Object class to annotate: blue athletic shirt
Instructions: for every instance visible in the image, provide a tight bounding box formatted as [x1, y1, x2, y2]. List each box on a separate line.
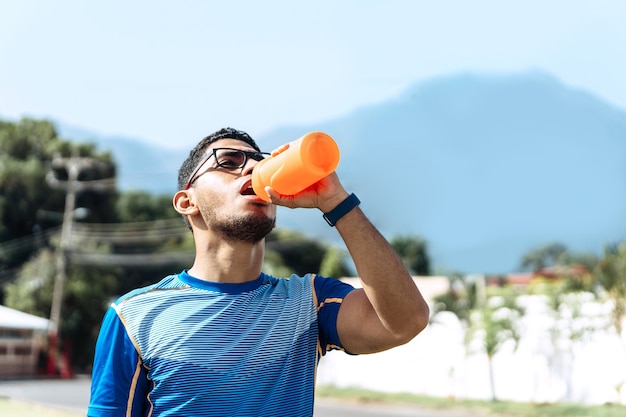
[88, 270, 355, 417]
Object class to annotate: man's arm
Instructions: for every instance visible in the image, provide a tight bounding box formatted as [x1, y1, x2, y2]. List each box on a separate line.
[266, 173, 430, 354]
[332, 203, 429, 354]
[88, 306, 149, 417]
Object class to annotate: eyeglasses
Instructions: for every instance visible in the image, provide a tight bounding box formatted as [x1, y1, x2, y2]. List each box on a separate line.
[184, 147, 270, 189]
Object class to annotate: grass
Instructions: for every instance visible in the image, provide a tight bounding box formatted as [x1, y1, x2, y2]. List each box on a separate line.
[316, 385, 626, 417]
[3, 386, 626, 417]
[0, 398, 83, 417]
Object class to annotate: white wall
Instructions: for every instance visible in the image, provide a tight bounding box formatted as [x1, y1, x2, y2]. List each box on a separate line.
[317, 291, 626, 405]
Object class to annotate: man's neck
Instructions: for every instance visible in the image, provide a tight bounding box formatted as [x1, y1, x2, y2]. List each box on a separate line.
[188, 236, 265, 283]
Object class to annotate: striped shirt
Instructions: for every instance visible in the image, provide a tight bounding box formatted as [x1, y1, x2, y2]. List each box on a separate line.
[88, 270, 354, 417]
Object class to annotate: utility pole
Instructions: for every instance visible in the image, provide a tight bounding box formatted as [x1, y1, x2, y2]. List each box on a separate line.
[45, 152, 115, 376]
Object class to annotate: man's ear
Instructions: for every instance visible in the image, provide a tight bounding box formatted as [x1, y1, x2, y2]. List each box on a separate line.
[173, 190, 198, 215]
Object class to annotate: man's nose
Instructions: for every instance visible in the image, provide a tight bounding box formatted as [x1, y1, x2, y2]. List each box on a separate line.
[242, 159, 258, 176]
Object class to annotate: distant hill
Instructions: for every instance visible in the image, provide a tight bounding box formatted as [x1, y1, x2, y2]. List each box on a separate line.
[56, 123, 187, 194]
[56, 70, 626, 274]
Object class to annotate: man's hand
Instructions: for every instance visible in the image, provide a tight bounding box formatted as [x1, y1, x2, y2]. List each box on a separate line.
[266, 170, 430, 354]
[263, 172, 349, 214]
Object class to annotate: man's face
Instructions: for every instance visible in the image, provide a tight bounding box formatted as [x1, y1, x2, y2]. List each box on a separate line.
[189, 138, 277, 243]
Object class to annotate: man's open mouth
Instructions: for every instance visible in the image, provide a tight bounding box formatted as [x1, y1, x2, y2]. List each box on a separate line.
[241, 187, 256, 196]
[241, 181, 257, 196]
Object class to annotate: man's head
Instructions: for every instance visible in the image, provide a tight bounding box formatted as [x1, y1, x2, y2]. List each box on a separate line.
[177, 127, 261, 192]
[175, 128, 275, 242]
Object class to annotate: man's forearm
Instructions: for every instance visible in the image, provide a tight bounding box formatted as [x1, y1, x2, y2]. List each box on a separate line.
[334, 206, 430, 343]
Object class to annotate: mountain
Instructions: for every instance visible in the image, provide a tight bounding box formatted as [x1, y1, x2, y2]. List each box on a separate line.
[57, 70, 626, 274]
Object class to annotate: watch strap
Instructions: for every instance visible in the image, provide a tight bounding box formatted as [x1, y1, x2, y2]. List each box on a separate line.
[323, 193, 361, 227]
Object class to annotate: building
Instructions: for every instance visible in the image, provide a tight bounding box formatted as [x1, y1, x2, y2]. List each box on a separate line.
[0, 305, 50, 378]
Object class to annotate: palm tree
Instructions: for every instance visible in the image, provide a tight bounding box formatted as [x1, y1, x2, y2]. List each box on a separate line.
[466, 290, 524, 402]
[596, 243, 626, 402]
[595, 243, 626, 345]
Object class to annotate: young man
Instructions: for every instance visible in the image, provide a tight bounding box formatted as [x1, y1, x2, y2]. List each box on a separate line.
[88, 128, 429, 417]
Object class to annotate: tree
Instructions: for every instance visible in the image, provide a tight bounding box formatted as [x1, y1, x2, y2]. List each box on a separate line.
[3, 248, 57, 316]
[60, 263, 119, 368]
[557, 251, 599, 275]
[520, 242, 568, 272]
[0, 119, 61, 267]
[1, 117, 117, 372]
[4, 250, 118, 369]
[434, 277, 524, 402]
[526, 277, 604, 402]
[466, 290, 524, 402]
[115, 191, 180, 223]
[264, 229, 350, 278]
[390, 234, 430, 275]
[0, 118, 116, 272]
[432, 273, 481, 324]
[595, 242, 626, 345]
[319, 247, 350, 278]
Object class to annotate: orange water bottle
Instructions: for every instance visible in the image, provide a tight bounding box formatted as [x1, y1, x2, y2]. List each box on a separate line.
[252, 132, 340, 202]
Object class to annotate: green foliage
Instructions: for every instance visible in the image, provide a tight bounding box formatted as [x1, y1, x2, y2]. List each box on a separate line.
[390, 234, 430, 275]
[557, 251, 600, 274]
[521, 241, 568, 272]
[0, 118, 116, 271]
[319, 247, 350, 278]
[469, 291, 524, 357]
[432, 241, 625, 405]
[4, 248, 57, 316]
[432, 273, 481, 324]
[4, 248, 119, 369]
[61, 264, 118, 367]
[466, 289, 525, 401]
[316, 385, 626, 417]
[520, 242, 599, 278]
[528, 278, 605, 347]
[262, 250, 295, 278]
[0, 157, 47, 242]
[434, 281, 522, 402]
[0, 118, 58, 159]
[265, 229, 347, 277]
[595, 243, 626, 336]
[433, 276, 527, 401]
[0, 118, 121, 370]
[115, 191, 179, 222]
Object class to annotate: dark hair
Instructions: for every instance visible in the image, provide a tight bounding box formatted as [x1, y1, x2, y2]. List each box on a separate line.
[177, 127, 261, 230]
[177, 127, 261, 191]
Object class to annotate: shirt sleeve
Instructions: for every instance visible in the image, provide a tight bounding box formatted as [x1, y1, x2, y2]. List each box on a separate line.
[87, 305, 150, 417]
[313, 275, 355, 355]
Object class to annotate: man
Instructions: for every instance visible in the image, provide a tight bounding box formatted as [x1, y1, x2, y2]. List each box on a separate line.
[88, 127, 429, 417]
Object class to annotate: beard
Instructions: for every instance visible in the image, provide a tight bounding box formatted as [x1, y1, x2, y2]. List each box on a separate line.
[211, 212, 275, 244]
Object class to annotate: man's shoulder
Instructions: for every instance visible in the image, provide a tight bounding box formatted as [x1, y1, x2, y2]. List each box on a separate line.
[114, 273, 185, 305]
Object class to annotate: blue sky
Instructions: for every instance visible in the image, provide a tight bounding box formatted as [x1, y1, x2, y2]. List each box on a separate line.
[1, 0, 625, 150]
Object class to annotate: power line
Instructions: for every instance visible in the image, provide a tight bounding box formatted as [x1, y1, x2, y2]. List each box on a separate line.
[0, 219, 189, 254]
[71, 218, 184, 231]
[70, 251, 193, 266]
[0, 226, 61, 254]
[71, 221, 188, 245]
[0, 267, 20, 285]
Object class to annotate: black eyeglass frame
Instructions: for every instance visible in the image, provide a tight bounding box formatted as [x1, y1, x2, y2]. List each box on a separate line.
[184, 147, 270, 190]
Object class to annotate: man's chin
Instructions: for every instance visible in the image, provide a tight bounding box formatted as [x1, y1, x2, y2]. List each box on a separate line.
[217, 214, 276, 244]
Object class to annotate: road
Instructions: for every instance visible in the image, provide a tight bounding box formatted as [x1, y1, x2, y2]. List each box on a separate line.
[0, 377, 482, 417]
